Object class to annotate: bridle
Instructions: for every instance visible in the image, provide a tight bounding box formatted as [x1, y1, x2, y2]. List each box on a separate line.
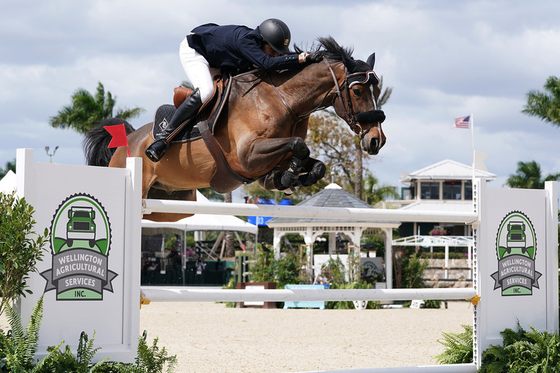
[323, 57, 381, 139]
[266, 57, 384, 139]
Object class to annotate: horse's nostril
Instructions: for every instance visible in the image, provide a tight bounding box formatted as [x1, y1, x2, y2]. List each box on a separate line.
[363, 137, 380, 155]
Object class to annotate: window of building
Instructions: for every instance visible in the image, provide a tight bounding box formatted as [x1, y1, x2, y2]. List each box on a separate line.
[421, 182, 440, 200]
[401, 187, 412, 200]
[443, 181, 462, 200]
[464, 180, 472, 200]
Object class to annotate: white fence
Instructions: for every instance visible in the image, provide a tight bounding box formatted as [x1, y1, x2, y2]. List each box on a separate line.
[16, 152, 558, 372]
[140, 287, 476, 303]
[139, 161, 558, 372]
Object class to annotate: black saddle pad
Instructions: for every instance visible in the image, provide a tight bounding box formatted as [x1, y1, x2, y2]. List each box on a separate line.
[151, 104, 202, 143]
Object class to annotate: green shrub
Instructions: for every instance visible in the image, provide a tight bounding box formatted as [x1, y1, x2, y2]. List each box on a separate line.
[275, 252, 303, 288]
[0, 191, 49, 316]
[249, 245, 276, 283]
[437, 322, 560, 371]
[37, 331, 106, 373]
[246, 246, 303, 288]
[423, 299, 442, 309]
[0, 296, 176, 372]
[134, 331, 177, 373]
[393, 247, 428, 288]
[480, 323, 560, 372]
[0, 296, 45, 372]
[321, 256, 346, 285]
[435, 324, 473, 364]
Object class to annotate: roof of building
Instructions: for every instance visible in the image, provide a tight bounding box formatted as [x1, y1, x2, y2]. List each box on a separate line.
[400, 159, 496, 183]
[266, 183, 399, 227]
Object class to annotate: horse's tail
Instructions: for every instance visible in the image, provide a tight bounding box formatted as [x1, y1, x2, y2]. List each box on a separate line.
[82, 117, 136, 166]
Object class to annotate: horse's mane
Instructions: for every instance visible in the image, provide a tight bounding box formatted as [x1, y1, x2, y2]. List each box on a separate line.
[295, 36, 369, 73]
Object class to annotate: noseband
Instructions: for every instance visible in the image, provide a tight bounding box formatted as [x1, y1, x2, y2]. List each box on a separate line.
[323, 57, 384, 139]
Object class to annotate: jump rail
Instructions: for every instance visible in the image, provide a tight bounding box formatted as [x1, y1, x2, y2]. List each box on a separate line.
[142, 199, 479, 224]
[140, 287, 476, 303]
[301, 364, 477, 373]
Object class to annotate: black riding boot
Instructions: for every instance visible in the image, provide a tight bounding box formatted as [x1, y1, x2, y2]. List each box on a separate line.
[145, 89, 203, 162]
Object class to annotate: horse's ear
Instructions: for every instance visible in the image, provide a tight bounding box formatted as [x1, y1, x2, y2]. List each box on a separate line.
[366, 53, 376, 69]
[342, 53, 358, 73]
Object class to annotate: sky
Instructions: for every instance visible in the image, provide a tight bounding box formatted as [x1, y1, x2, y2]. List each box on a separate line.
[1, 0, 559, 200]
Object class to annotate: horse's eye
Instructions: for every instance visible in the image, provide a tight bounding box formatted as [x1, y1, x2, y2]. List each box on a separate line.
[352, 88, 362, 97]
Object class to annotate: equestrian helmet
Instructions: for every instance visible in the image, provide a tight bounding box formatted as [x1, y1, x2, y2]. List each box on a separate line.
[259, 18, 291, 54]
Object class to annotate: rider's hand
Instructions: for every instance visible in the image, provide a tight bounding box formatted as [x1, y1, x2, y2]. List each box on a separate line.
[306, 51, 322, 63]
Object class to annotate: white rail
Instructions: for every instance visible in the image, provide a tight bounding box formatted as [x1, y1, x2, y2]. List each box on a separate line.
[301, 364, 477, 373]
[140, 287, 476, 303]
[142, 199, 478, 223]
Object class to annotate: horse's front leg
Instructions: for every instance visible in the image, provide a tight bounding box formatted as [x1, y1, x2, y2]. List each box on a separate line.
[241, 136, 310, 187]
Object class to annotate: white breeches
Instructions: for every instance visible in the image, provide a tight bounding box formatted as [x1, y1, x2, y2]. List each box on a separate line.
[179, 37, 218, 103]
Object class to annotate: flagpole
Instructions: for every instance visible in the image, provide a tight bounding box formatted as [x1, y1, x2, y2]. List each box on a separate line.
[470, 113, 475, 182]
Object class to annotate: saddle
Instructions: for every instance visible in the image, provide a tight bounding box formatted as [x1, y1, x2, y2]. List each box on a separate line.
[151, 76, 254, 193]
[151, 76, 227, 142]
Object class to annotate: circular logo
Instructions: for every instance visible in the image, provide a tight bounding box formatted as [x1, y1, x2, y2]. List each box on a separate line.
[41, 193, 117, 300]
[492, 211, 541, 296]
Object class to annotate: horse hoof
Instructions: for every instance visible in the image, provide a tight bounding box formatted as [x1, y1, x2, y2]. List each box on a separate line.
[280, 172, 298, 189]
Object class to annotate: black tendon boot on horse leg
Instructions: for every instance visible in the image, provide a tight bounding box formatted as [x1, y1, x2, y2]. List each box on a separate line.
[280, 138, 310, 189]
[145, 88, 203, 162]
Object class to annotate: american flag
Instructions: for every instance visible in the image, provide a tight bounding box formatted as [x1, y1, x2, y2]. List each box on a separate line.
[453, 115, 470, 129]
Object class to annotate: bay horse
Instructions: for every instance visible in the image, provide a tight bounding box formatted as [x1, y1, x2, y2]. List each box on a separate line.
[83, 37, 386, 222]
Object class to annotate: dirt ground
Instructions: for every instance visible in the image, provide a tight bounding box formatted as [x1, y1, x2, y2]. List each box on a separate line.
[138, 301, 473, 372]
[0, 300, 473, 372]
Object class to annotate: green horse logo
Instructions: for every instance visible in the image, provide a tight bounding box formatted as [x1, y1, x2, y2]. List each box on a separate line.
[41, 193, 118, 300]
[491, 211, 541, 296]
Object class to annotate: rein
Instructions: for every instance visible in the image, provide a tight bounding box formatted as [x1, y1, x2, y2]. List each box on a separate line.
[322, 57, 361, 135]
[266, 58, 380, 140]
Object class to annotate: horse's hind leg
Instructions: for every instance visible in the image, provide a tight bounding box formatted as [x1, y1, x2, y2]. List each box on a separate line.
[297, 157, 326, 187]
[259, 157, 326, 193]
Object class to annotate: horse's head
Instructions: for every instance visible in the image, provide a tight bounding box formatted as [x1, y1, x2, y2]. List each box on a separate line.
[318, 37, 387, 155]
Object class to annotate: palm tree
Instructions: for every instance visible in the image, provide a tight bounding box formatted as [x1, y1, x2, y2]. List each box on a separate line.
[363, 173, 399, 206]
[50, 82, 145, 134]
[0, 159, 16, 179]
[522, 76, 560, 127]
[354, 76, 393, 199]
[505, 160, 560, 189]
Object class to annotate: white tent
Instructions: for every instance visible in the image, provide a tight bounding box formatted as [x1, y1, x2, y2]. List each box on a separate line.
[142, 191, 257, 259]
[0, 170, 16, 193]
[142, 191, 257, 235]
[142, 209, 257, 235]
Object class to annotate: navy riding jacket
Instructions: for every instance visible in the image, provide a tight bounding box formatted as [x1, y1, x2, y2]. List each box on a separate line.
[187, 23, 300, 74]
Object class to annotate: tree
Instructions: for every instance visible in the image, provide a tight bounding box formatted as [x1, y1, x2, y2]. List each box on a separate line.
[306, 111, 358, 195]
[223, 191, 236, 258]
[50, 82, 145, 134]
[522, 76, 560, 127]
[0, 159, 16, 179]
[505, 160, 560, 189]
[198, 187, 225, 201]
[363, 173, 399, 206]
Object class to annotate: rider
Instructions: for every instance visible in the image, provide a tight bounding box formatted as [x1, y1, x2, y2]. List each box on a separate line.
[145, 19, 312, 162]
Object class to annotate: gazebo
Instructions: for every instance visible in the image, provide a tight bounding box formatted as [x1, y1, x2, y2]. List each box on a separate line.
[266, 183, 400, 287]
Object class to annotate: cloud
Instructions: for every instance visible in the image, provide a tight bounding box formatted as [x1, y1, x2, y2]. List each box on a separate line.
[1, 0, 559, 196]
